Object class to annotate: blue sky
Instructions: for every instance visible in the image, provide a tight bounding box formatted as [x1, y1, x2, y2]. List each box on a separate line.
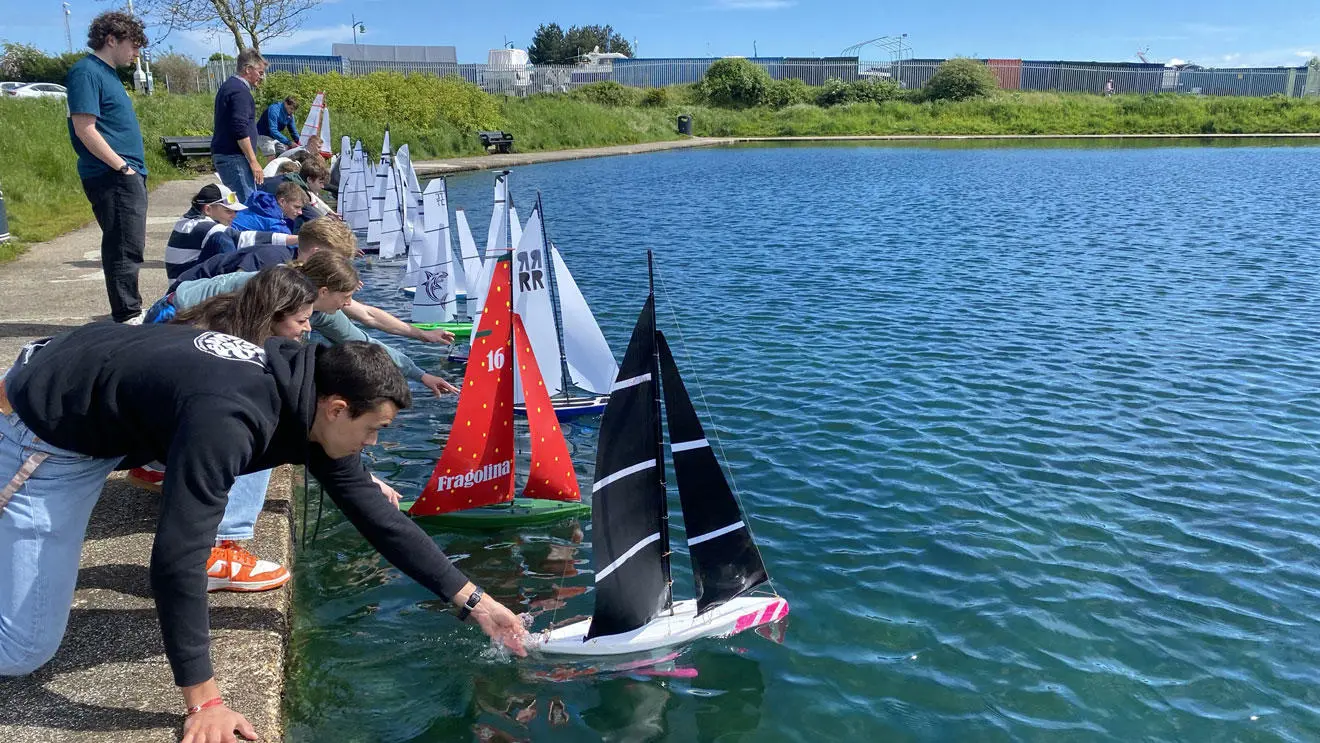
[5, 0, 1317, 68]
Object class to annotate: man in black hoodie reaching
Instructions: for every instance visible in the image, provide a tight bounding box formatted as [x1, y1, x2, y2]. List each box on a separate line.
[0, 325, 528, 741]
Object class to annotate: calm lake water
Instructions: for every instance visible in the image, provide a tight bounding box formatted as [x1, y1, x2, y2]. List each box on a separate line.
[286, 142, 1320, 742]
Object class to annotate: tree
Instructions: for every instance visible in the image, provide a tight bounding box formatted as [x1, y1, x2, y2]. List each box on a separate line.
[153, 50, 205, 93]
[527, 22, 632, 65]
[563, 25, 632, 61]
[136, 0, 322, 53]
[698, 57, 771, 108]
[528, 22, 567, 66]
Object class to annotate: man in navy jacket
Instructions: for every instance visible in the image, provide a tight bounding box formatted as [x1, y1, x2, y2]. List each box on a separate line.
[256, 95, 300, 156]
[211, 48, 267, 203]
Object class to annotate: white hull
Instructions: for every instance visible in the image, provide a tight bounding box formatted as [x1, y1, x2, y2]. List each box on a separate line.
[534, 596, 788, 657]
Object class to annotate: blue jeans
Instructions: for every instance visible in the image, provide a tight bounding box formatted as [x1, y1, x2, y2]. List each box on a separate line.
[0, 409, 122, 675]
[217, 470, 271, 541]
[212, 153, 255, 204]
[128, 462, 269, 542]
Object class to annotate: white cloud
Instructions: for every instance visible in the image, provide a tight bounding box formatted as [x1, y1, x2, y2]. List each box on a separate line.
[1295, 50, 1316, 58]
[260, 25, 355, 53]
[1167, 57, 1187, 66]
[170, 24, 352, 56]
[709, 0, 795, 9]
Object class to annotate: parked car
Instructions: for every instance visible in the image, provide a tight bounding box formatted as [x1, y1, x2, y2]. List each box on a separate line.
[5, 82, 67, 99]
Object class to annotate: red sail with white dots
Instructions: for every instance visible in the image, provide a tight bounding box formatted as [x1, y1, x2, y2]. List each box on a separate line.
[409, 255, 516, 515]
[514, 314, 582, 502]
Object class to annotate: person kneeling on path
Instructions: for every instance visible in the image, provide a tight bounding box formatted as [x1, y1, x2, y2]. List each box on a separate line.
[165, 183, 297, 280]
[0, 329, 529, 741]
[255, 95, 299, 156]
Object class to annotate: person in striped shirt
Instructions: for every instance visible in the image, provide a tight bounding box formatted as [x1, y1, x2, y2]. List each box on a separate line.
[164, 183, 296, 281]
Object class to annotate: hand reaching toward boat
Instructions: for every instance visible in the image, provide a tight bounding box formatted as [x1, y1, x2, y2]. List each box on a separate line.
[467, 593, 530, 658]
[415, 328, 456, 344]
[421, 373, 460, 397]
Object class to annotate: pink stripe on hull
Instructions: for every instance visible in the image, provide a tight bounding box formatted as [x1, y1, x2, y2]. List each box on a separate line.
[775, 601, 790, 621]
[756, 602, 779, 626]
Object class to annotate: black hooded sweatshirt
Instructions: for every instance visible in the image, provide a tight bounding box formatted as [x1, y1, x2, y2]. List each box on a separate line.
[5, 323, 468, 687]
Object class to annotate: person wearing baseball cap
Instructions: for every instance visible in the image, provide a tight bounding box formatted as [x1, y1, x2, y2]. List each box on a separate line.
[165, 183, 297, 280]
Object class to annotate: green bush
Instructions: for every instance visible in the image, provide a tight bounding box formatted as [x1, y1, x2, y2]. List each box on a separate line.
[698, 57, 772, 108]
[764, 78, 812, 108]
[572, 80, 640, 107]
[816, 77, 903, 106]
[923, 58, 999, 102]
[641, 87, 671, 107]
[260, 70, 503, 133]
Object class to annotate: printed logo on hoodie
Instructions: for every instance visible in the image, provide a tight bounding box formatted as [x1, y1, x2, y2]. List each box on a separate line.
[193, 332, 267, 367]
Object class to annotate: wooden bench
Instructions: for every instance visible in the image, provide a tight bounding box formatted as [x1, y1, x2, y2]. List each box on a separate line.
[478, 131, 515, 155]
[161, 136, 213, 167]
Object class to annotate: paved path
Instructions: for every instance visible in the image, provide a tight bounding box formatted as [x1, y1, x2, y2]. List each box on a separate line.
[0, 175, 294, 742]
[412, 137, 736, 176]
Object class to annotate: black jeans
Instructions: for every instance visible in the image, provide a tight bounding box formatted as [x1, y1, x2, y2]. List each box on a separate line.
[81, 171, 147, 322]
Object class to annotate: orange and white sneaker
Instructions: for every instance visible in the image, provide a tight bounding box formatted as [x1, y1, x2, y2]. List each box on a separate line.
[206, 540, 291, 592]
[127, 466, 165, 492]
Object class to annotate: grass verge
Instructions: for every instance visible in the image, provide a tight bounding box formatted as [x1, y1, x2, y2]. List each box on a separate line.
[4, 88, 1319, 262]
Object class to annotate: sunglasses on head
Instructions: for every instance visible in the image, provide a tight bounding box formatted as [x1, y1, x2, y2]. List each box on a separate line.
[208, 191, 240, 207]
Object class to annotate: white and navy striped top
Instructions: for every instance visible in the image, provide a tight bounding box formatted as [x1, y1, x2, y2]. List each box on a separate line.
[165, 209, 291, 280]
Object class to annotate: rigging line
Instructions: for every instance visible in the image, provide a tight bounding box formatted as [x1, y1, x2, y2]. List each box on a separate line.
[654, 260, 780, 599]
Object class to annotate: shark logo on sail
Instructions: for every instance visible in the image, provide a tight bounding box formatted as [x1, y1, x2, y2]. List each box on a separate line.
[434, 459, 513, 491]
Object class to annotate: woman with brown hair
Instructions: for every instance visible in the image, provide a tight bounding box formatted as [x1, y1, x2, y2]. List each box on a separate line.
[172, 263, 317, 345]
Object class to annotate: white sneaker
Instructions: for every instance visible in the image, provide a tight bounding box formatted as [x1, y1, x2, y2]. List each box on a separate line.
[120, 311, 145, 326]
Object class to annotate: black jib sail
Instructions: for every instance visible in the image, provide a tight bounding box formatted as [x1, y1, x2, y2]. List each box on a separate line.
[586, 294, 670, 640]
[657, 332, 768, 614]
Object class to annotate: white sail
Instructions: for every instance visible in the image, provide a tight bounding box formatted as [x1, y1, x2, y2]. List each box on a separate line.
[395, 144, 423, 254]
[344, 142, 370, 232]
[550, 242, 618, 395]
[317, 106, 332, 157]
[455, 209, 484, 306]
[484, 173, 508, 258]
[335, 136, 350, 213]
[299, 92, 326, 143]
[411, 179, 456, 324]
[512, 204, 563, 400]
[366, 132, 392, 245]
[375, 135, 405, 259]
[509, 205, 522, 252]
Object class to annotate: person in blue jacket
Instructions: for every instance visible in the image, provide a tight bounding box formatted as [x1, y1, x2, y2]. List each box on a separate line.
[231, 180, 307, 234]
[256, 95, 300, 156]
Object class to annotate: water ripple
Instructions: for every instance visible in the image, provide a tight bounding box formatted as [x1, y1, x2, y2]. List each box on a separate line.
[289, 142, 1320, 742]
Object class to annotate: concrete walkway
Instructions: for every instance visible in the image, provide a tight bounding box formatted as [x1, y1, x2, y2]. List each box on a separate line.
[0, 176, 293, 742]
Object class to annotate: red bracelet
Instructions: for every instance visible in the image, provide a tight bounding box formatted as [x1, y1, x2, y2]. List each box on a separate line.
[186, 697, 224, 716]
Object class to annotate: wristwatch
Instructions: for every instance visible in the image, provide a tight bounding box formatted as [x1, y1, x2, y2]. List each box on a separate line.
[118, 163, 133, 174]
[456, 588, 484, 622]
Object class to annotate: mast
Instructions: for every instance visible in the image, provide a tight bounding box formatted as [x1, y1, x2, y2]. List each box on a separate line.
[649, 251, 673, 612]
[538, 193, 574, 404]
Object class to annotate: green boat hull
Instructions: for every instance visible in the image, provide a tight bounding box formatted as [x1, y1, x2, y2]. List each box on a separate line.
[411, 321, 473, 340]
[399, 497, 590, 528]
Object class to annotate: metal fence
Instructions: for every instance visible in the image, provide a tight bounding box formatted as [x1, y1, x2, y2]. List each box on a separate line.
[236, 55, 1320, 99]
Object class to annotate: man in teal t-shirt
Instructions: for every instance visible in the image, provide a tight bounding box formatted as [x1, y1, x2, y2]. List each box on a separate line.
[65, 11, 149, 323]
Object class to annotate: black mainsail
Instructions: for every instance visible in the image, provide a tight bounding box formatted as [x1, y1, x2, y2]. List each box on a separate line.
[657, 332, 768, 613]
[586, 294, 670, 639]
